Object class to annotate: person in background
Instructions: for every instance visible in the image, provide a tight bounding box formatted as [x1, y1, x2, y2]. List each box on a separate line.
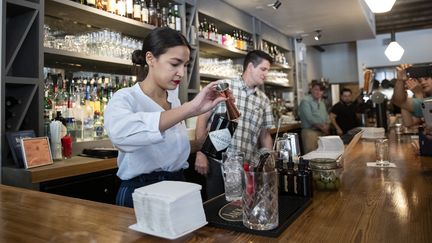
[392, 64, 432, 118]
[400, 78, 423, 128]
[298, 81, 330, 153]
[194, 50, 274, 199]
[329, 88, 360, 136]
[392, 64, 432, 154]
[104, 28, 226, 208]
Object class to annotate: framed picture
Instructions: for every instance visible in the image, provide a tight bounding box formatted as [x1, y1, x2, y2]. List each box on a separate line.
[6, 130, 36, 168]
[21, 137, 53, 169]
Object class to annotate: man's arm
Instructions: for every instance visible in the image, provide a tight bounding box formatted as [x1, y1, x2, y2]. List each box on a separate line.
[258, 128, 273, 150]
[194, 111, 212, 175]
[392, 64, 414, 111]
[329, 112, 343, 135]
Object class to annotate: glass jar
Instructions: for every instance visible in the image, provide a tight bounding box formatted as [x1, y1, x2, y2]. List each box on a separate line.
[309, 158, 343, 191]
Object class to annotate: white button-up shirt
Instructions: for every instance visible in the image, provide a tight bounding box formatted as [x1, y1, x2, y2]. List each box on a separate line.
[104, 83, 190, 180]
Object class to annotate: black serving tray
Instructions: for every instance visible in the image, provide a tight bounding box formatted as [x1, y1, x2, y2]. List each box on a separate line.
[203, 194, 311, 237]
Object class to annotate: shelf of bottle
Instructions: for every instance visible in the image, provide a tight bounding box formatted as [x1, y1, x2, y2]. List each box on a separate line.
[44, 47, 133, 74]
[198, 38, 247, 58]
[45, 0, 155, 39]
[199, 73, 235, 81]
[264, 80, 293, 88]
[272, 63, 291, 70]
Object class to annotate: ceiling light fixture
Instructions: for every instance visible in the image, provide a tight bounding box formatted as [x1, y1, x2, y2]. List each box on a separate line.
[384, 32, 404, 62]
[364, 0, 396, 13]
[268, 0, 282, 10]
[314, 30, 321, 41]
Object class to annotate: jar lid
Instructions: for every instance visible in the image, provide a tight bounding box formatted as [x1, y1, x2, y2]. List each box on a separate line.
[309, 158, 339, 170]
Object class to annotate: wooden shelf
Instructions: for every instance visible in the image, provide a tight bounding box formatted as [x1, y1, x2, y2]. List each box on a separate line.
[45, 0, 155, 39]
[272, 63, 291, 70]
[265, 80, 292, 88]
[199, 73, 235, 81]
[44, 47, 132, 74]
[199, 38, 247, 58]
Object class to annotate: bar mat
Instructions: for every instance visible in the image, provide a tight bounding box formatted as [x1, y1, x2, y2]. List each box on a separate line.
[203, 194, 311, 237]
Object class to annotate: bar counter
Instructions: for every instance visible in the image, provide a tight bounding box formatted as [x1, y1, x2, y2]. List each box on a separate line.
[2, 123, 300, 188]
[1, 136, 431, 242]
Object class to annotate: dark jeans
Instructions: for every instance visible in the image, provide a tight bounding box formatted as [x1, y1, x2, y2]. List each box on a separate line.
[116, 170, 185, 208]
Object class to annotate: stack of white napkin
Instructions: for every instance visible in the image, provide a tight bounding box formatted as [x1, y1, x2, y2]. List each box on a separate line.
[361, 127, 385, 139]
[303, 136, 345, 160]
[132, 181, 207, 238]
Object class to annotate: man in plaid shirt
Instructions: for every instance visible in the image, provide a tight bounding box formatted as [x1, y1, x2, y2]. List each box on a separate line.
[195, 50, 274, 199]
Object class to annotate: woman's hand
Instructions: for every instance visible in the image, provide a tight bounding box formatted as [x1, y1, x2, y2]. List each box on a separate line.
[188, 82, 227, 117]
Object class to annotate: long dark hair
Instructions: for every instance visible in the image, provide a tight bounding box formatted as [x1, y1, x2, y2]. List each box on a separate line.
[132, 27, 191, 81]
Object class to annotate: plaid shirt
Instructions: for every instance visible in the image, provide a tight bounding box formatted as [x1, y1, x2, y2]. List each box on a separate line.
[211, 77, 274, 162]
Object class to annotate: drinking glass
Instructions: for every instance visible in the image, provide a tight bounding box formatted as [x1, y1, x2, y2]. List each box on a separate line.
[242, 170, 279, 230]
[221, 151, 244, 202]
[375, 138, 389, 166]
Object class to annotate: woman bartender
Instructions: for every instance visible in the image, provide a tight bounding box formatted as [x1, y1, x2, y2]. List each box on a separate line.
[104, 27, 226, 207]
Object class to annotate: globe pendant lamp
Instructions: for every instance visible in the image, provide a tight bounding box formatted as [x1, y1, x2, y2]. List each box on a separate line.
[384, 32, 404, 62]
[364, 0, 396, 13]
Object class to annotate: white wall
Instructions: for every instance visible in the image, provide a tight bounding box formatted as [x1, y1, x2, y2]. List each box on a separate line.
[321, 42, 358, 84]
[356, 28, 432, 86]
[198, 0, 253, 32]
[306, 47, 323, 83]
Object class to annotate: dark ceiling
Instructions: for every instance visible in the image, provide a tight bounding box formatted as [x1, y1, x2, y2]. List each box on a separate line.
[375, 0, 432, 34]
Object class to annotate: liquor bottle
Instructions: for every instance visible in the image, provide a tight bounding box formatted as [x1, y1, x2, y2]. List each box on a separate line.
[155, 1, 162, 27]
[87, 0, 96, 7]
[101, 0, 107, 10]
[174, 4, 181, 32]
[141, 0, 149, 23]
[133, 0, 141, 21]
[83, 84, 94, 141]
[200, 83, 240, 160]
[148, 0, 156, 26]
[202, 18, 208, 40]
[161, 7, 168, 27]
[96, 0, 103, 9]
[117, 0, 126, 17]
[93, 111, 104, 139]
[107, 0, 116, 14]
[126, 0, 133, 18]
[168, 3, 175, 29]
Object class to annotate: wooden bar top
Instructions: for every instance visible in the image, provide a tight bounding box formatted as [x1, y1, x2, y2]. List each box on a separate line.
[1, 137, 432, 242]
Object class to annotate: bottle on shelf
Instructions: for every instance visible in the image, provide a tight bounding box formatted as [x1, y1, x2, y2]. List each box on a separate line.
[117, 0, 126, 17]
[161, 7, 168, 27]
[93, 111, 104, 139]
[173, 4, 181, 32]
[107, 0, 117, 14]
[148, 0, 157, 26]
[133, 0, 142, 21]
[96, 0, 104, 10]
[126, 0, 134, 18]
[168, 3, 175, 29]
[83, 83, 95, 141]
[141, 0, 149, 23]
[87, 0, 96, 7]
[155, 1, 162, 27]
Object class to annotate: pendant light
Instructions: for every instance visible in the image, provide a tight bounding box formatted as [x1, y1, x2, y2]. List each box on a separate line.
[364, 0, 396, 13]
[384, 32, 404, 62]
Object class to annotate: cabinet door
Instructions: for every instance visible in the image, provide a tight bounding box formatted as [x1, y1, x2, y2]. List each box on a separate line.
[40, 169, 120, 204]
